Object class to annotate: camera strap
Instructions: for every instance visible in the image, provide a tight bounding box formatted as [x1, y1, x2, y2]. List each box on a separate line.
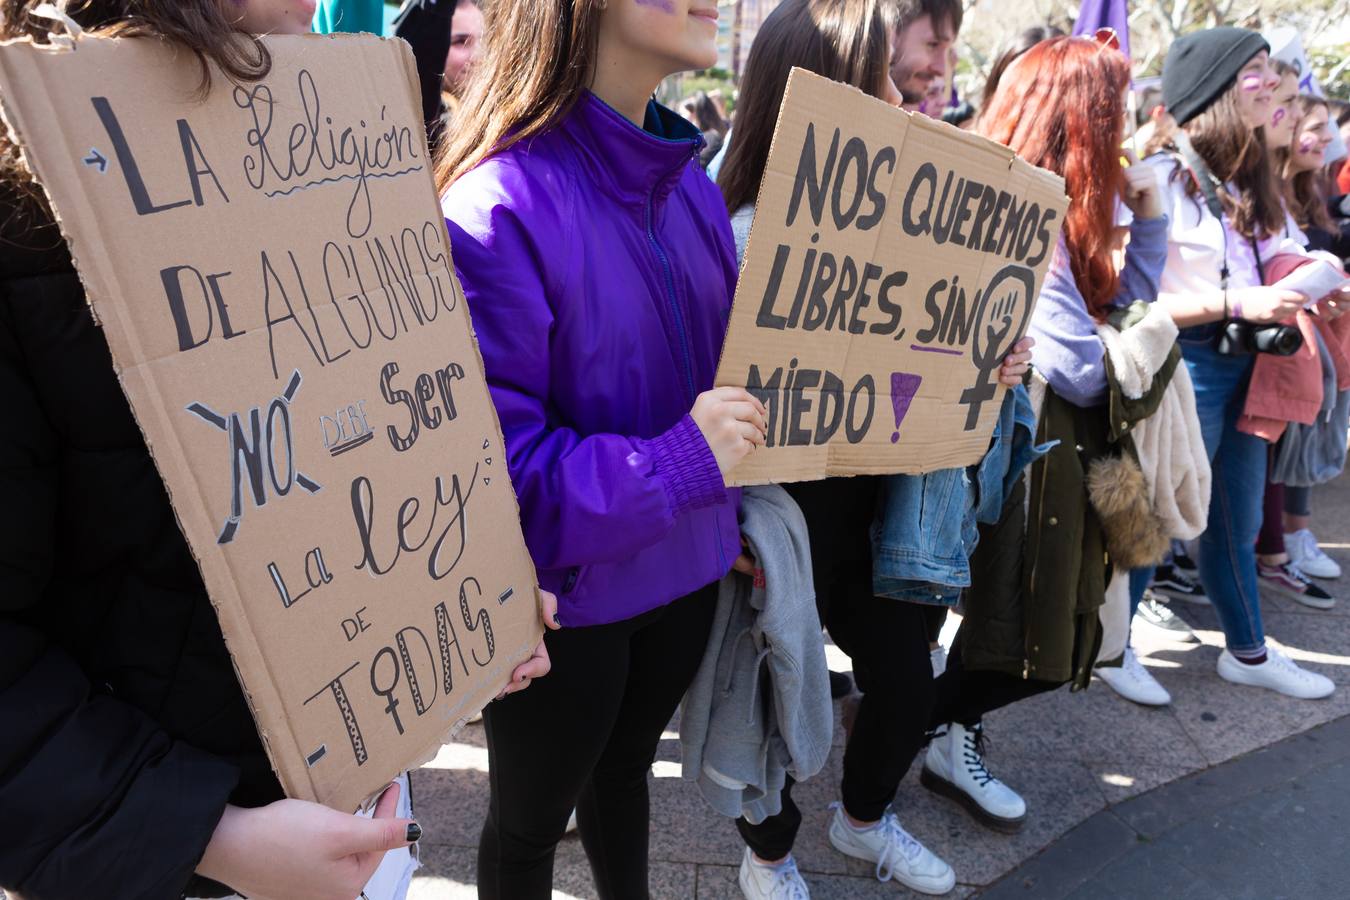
[1171, 132, 1233, 290]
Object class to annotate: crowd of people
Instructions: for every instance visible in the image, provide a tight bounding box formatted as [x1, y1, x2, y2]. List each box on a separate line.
[3, 1, 1350, 900]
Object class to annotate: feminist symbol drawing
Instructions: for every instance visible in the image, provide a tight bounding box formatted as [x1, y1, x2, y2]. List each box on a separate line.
[186, 369, 322, 543]
[960, 264, 1035, 431]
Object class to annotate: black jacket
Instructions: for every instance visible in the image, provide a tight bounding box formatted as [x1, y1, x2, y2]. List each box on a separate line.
[0, 185, 282, 900]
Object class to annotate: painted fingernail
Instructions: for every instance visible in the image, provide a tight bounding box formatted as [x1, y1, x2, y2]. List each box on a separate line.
[553, 612, 560, 625]
[407, 823, 422, 842]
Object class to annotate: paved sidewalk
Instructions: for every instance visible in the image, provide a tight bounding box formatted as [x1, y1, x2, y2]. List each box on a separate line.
[408, 474, 1350, 898]
[981, 714, 1350, 899]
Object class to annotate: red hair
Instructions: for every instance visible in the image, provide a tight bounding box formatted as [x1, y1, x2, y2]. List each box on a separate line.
[977, 37, 1131, 321]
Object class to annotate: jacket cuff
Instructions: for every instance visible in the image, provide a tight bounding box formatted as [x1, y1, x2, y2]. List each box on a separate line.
[647, 415, 727, 516]
[154, 744, 243, 899]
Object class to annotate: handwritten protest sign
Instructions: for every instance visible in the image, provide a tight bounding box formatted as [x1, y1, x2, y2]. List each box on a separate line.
[0, 33, 541, 813]
[717, 68, 1068, 485]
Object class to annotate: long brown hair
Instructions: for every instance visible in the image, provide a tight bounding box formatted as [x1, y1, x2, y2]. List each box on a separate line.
[979, 37, 1130, 321]
[717, 0, 897, 216]
[434, 1, 604, 190]
[1145, 76, 1285, 241]
[1274, 95, 1335, 233]
[1, 1, 271, 209]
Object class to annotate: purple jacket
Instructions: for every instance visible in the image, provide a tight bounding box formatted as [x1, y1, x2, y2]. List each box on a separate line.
[442, 92, 741, 627]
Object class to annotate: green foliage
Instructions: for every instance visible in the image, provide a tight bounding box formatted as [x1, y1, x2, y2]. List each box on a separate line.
[1307, 43, 1349, 100]
[682, 70, 739, 113]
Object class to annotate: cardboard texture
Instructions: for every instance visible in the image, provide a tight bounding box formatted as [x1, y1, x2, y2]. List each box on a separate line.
[716, 68, 1068, 485]
[0, 32, 542, 813]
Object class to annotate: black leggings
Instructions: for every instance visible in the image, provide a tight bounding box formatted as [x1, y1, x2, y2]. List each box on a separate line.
[737, 479, 1058, 861]
[477, 584, 717, 900]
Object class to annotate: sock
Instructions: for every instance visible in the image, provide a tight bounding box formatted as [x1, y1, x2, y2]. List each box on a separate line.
[1231, 645, 1268, 666]
[842, 814, 881, 833]
[751, 853, 793, 869]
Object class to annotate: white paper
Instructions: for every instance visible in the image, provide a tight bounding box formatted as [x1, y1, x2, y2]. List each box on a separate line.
[1273, 260, 1350, 309]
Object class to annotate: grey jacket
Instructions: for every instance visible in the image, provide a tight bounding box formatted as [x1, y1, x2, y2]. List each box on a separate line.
[679, 484, 832, 824]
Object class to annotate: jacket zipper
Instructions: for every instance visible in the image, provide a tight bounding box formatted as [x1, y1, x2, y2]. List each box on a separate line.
[646, 149, 699, 405]
[1024, 418, 1051, 679]
[646, 145, 729, 576]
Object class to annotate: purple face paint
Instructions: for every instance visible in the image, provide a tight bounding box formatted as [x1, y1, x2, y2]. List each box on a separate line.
[1272, 107, 1287, 127]
[1241, 73, 1263, 92]
[1299, 133, 1319, 154]
[635, 0, 677, 12]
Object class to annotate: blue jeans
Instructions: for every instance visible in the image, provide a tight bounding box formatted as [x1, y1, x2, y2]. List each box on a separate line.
[1129, 566, 1152, 620]
[1179, 329, 1267, 652]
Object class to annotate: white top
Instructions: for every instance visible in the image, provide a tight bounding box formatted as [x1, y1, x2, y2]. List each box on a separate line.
[730, 203, 755, 269]
[1144, 153, 1305, 302]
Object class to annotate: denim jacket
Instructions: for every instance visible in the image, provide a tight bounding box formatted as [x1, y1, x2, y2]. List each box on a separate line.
[872, 385, 1054, 606]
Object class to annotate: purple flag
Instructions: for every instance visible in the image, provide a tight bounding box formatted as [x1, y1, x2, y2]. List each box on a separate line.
[1072, 0, 1130, 61]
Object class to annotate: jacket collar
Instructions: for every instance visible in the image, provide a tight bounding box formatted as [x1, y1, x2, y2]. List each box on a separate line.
[560, 91, 704, 209]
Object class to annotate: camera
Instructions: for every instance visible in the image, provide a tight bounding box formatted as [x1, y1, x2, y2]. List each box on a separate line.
[1214, 319, 1304, 357]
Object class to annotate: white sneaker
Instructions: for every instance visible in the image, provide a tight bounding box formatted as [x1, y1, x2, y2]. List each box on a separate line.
[827, 804, 955, 895]
[1094, 648, 1171, 706]
[738, 846, 810, 900]
[1217, 648, 1335, 699]
[921, 722, 1025, 833]
[1286, 529, 1342, 580]
[930, 645, 948, 678]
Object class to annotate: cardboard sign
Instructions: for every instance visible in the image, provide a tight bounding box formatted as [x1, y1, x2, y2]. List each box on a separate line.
[0, 33, 542, 813]
[716, 68, 1067, 485]
[1266, 26, 1348, 164]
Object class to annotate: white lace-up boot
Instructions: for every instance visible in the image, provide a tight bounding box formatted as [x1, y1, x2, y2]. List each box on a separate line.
[921, 722, 1026, 833]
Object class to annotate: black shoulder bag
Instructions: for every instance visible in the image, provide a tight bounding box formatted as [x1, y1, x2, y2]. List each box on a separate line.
[1171, 133, 1300, 356]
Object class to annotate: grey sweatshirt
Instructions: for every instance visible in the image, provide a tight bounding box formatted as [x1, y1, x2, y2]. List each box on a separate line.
[679, 484, 832, 824]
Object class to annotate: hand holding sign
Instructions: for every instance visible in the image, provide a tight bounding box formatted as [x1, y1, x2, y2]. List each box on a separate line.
[1000, 336, 1035, 386]
[198, 783, 416, 900]
[496, 590, 561, 699]
[693, 387, 770, 475]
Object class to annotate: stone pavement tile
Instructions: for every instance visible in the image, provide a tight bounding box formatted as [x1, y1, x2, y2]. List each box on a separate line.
[972, 810, 1140, 899]
[1050, 679, 1208, 770]
[1083, 760, 1203, 805]
[1261, 610, 1350, 685]
[1112, 715, 1350, 839]
[648, 767, 746, 867]
[1205, 759, 1350, 899]
[694, 861, 976, 899]
[1127, 629, 1224, 678]
[412, 840, 697, 900]
[976, 677, 1205, 773]
[1059, 848, 1228, 900]
[1164, 670, 1350, 767]
[973, 687, 1082, 760]
[411, 765, 491, 848]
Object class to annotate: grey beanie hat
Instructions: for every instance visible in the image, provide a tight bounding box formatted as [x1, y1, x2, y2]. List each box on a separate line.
[1162, 27, 1270, 126]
